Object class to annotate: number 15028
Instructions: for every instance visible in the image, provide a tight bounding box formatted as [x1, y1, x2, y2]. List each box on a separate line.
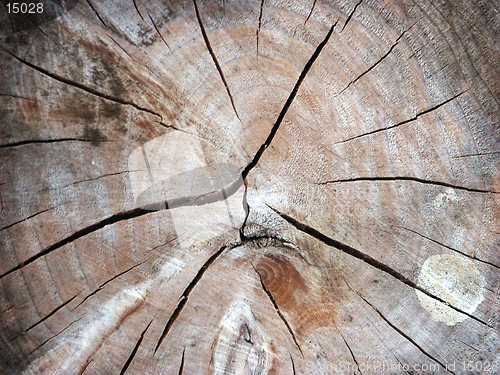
[6, 3, 44, 13]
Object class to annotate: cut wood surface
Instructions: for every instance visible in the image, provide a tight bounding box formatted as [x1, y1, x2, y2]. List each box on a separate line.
[1, 0, 499, 374]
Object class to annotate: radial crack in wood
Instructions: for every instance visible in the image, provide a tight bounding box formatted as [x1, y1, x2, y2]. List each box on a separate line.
[1, 0, 499, 373]
[269, 205, 491, 328]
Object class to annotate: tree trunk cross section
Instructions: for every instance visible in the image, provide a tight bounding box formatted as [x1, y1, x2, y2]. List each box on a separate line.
[0, 0, 499, 374]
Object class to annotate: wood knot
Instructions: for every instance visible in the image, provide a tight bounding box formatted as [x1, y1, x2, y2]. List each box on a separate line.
[253, 252, 343, 338]
[255, 254, 306, 308]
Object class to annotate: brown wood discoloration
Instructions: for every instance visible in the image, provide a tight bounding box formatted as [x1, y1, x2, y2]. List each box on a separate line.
[255, 254, 307, 307]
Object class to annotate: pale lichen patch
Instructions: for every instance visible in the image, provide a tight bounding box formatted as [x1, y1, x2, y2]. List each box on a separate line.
[416, 254, 485, 326]
[433, 188, 457, 208]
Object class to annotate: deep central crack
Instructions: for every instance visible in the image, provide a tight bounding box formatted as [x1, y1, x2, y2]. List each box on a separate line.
[241, 20, 337, 180]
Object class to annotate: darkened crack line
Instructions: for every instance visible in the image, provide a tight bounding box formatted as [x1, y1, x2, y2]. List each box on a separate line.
[456, 338, 480, 352]
[147, 237, 177, 256]
[242, 20, 337, 180]
[154, 245, 228, 353]
[243, 323, 253, 343]
[452, 151, 500, 158]
[405, 39, 431, 62]
[0, 138, 97, 149]
[1, 306, 13, 315]
[1, 208, 52, 232]
[0, 93, 33, 100]
[239, 179, 250, 240]
[252, 264, 303, 355]
[148, 13, 171, 50]
[484, 286, 495, 294]
[290, 353, 296, 375]
[257, 0, 265, 54]
[108, 35, 134, 60]
[86, 0, 108, 28]
[0, 47, 166, 122]
[132, 0, 144, 21]
[193, 0, 243, 124]
[154, 120, 199, 135]
[154, 120, 182, 132]
[26, 317, 83, 356]
[341, 0, 362, 31]
[351, 286, 455, 374]
[78, 358, 93, 375]
[0, 207, 150, 280]
[268, 206, 492, 328]
[340, 25, 410, 94]
[24, 13, 57, 44]
[305, 0, 317, 25]
[60, 171, 132, 189]
[336, 90, 468, 143]
[177, 349, 185, 375]
[107, 35, 161, 79]
[317, 175, 498, 194]
[19, 294, 78, 336]
[120, 320, 153, 375]
[337, 328, 362, 374]
[398, 226, 500, 270]
[73, 261, 145, 311]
